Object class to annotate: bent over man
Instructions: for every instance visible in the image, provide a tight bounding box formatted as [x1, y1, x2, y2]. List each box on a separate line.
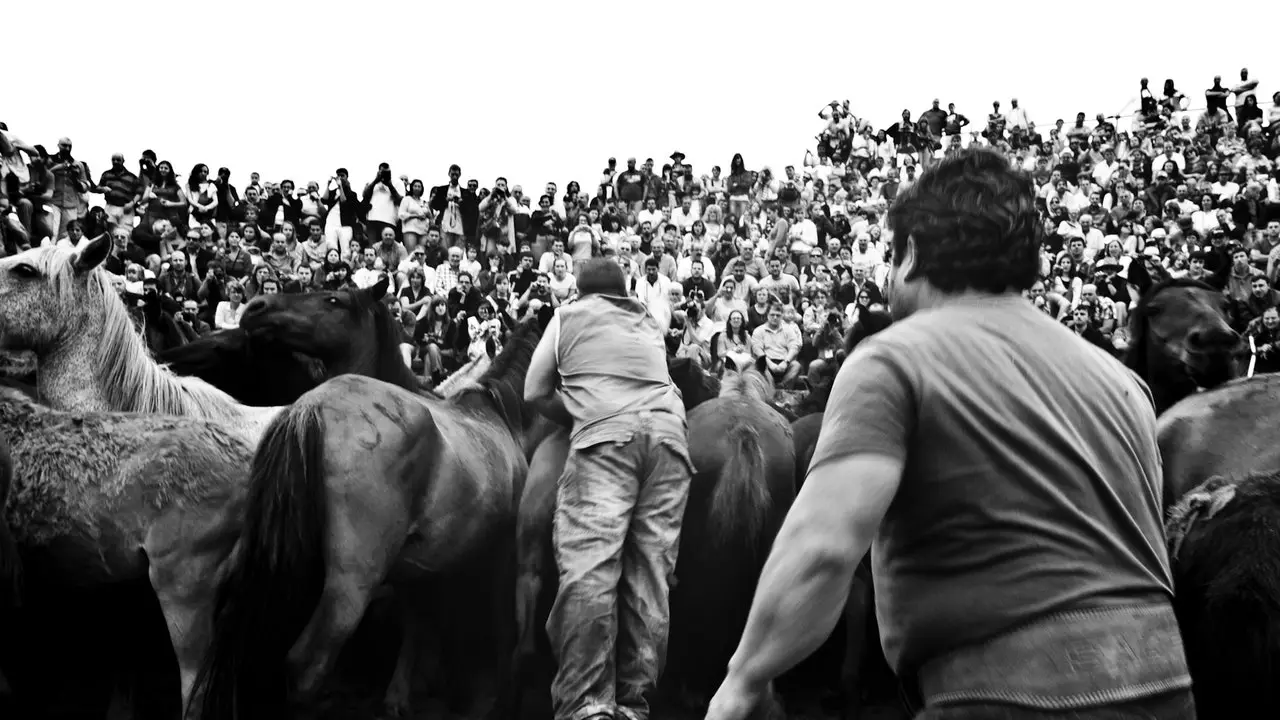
[525, 258, 695, 720]
[707, 149, 1194, 720]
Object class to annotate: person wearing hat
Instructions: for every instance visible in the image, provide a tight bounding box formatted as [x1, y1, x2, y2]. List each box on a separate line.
[524, 258, 693, 720]
[1093, 256, 1132, 329]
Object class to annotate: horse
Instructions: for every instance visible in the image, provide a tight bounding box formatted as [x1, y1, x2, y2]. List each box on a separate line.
[192, 319, 547, 720]
[1163, 470, 1280, 718]
[156, 329, 330, 406]
[1123, 274, 1241, 416]
[236, 277, 422, 395]
[1150, 374, 1280, 717]
[500, 355, 790, 720]
[0, 429, 17, 613]
[0, 234, 280, 437]
[0, 236, 285, 716]
[0, 384, 256, 720]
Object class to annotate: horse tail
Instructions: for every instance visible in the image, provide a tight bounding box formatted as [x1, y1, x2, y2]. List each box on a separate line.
[0, 436, 22, 611]
[192, 403, 330, 720]
[709, 422, 771, 549]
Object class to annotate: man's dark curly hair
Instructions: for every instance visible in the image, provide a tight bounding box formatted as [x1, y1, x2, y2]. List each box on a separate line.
[886, 148, 1041, 294]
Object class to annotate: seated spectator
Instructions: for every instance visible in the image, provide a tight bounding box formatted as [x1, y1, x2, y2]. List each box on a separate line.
[215, 279, 248, 329]
[750, 301, 802, 387]
[414, 296, 466, 385]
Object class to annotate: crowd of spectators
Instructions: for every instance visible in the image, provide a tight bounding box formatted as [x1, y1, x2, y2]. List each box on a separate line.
[1, 68, 1278, 388]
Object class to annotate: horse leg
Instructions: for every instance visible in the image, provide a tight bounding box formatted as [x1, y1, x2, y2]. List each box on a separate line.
[382, 583, 429, 720]
[146, 506, 241, 719]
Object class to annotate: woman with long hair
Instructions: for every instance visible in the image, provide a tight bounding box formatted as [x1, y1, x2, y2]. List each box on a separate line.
[726, 153, 753, 220]
[398, 179, 431, 252]
[413, 296, 465, 385]
[220, 228, 254, 280]
[214, 279, 248, 330]
[183, 163, 218, 228]
[142, 160, 188, 229]
[714, 309, 753, 374]
[244, 264, 276, 299]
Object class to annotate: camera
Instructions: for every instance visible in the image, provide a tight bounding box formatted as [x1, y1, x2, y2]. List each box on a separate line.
[827, 312, 841, 325]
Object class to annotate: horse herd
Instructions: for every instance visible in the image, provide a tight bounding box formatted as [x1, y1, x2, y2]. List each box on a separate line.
[0, 233, 1276, 720]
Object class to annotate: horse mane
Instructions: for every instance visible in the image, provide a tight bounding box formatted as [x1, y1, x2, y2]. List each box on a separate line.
[453, 318, 543, 435]
[348, 287, 420, 392]
[435, 354, 492, 398]
[720, 363, 775, 403]
[42, 251, 244, 422]
[1124, 276, 1218, 375]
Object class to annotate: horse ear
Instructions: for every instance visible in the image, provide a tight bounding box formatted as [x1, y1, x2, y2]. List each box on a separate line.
[367, 276, 390, 302]
[72, 233, 112, 274]
[724, 356, 739, 372]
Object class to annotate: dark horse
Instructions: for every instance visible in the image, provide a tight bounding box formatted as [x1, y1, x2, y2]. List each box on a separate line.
[1122, 261, 1241, 415]
[156, 329, 329, 406]
[1155, 375, 1280, 718]
[158, 278, 421, 406]
[502, 355, 796, 720]
[192, 319, 546, 720]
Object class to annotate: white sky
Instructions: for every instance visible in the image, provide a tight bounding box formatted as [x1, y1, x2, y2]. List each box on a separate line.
[9, 0, 1279, 192]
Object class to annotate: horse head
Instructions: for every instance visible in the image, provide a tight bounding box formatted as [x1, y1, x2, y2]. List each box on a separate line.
[238, 278, 397, 379]
[0, 232, 112, 354]
[721, 359, 776, 404]
[666, 356, 721, 412]
[1126, 278, 1240, 413]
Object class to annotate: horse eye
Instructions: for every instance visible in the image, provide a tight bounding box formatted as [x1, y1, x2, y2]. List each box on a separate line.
[9, 263, 39, 279]
[326, 297, 341, 306]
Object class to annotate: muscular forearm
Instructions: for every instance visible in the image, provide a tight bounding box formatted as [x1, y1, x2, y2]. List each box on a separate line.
[725, 531, 860, 688]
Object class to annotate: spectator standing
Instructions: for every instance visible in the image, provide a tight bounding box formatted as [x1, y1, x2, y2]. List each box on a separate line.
[92, 153, 141, 230]
[399, 179, 431, 252]
[362, 163, 402, 246]
[48, 137, 91, 239]
[323, 167, 361, 250]
[429, 164, 477, 248]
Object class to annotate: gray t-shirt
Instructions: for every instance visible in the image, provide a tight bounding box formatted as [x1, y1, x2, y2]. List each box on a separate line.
[809, 294, 1172, 676]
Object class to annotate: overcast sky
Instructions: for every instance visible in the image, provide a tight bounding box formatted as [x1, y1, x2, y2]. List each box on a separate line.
[8, 1, 1277, 192]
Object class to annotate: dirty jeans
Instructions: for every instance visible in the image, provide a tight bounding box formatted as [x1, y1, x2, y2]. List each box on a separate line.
[547, 412, 693, 720]
[913, 603, 1193, 719]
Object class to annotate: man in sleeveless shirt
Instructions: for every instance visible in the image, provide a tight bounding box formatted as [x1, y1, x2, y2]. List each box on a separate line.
[706, 149, 1195, 720]
[525, 258, 695, 720]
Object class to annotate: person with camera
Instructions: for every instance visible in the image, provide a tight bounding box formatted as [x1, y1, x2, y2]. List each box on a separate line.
[362, 162, 403, 247]
[478, 176, 518, 255]
[322, 167, 360, 250]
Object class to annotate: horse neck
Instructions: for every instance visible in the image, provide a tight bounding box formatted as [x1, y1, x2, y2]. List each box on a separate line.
[37, 297, 242, 423]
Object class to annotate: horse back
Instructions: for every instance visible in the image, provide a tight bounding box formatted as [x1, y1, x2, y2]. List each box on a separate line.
[1158, 374, 1280, 510]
